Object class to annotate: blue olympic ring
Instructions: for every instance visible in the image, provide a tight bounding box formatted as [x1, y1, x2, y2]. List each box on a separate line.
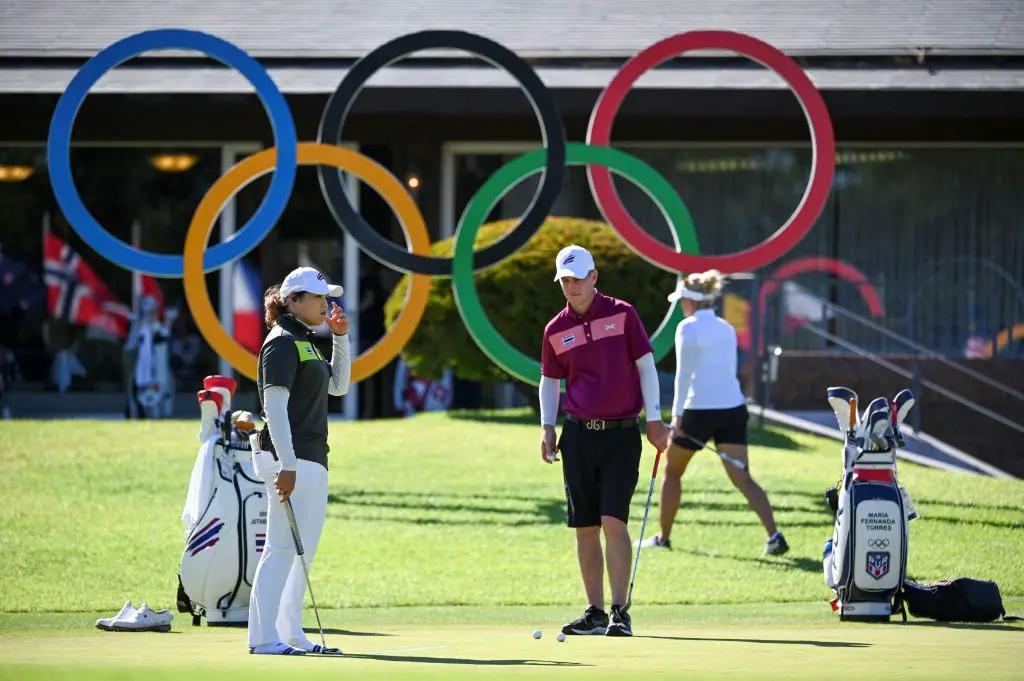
[46, 29, 299, 277]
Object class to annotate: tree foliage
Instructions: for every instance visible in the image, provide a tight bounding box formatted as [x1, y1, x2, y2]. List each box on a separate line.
[383, 216, 679, 384]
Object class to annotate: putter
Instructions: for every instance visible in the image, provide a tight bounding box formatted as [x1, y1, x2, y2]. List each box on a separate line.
[283, 497, 330, 652]
[623, 447, 663, 616]
[675, 432, 748, 471]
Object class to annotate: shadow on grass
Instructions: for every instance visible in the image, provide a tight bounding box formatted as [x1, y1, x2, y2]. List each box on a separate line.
[447, 409, 536, 425]
[446, 411, 817, 453]
[328, 492, 565, 527]
[901, 620, 1023, 632]
[681, 548, 824, 575]
[327, 488, 836, 528]
[746, 426, 811, 451]
[915, 499, 1024, 515]
[639, 634, 869, 647]
[313, 627, 392, 637]
[343, 654, 587, 667]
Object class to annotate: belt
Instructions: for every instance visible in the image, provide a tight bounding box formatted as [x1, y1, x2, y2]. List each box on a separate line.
[566, 415, 639, 431]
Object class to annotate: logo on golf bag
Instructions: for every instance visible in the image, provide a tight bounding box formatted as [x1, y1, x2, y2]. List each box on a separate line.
[255, 533, 266, 554]
[867, 538, 890, 549]
[187, 517, 224, 557]
[866, 551, 890, 580]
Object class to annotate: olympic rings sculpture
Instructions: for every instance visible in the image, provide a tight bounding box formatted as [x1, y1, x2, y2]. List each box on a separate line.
[47, 28, 835, 385]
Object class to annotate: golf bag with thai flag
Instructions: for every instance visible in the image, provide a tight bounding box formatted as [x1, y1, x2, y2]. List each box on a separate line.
[822, 387, 918, 622]
[177, 375, 267, 626]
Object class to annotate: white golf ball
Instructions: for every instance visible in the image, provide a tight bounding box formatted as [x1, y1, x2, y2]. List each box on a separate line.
[557, 632, 566, 642]
[533, 629, 542, 639]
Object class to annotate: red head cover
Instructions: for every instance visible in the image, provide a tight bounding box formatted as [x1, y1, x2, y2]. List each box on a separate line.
[203, 375, 237, 397]
[196, 389, 224, 413]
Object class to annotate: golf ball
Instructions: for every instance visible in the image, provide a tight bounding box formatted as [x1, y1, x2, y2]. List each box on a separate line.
[557, 632, 566, 642]
[533, 630, 542, 639]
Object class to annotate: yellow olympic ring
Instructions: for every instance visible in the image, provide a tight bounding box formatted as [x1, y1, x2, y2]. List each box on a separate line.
[183, 143, 432, 382]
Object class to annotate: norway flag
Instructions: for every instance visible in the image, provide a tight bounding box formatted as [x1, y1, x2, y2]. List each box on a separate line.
[232, 259, 263, 353]
[43, 231, 130, 339]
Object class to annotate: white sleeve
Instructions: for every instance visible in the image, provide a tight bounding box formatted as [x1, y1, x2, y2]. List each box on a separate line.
[327, 333, 351, 396]
[538, 376, 560, 426]
[634, 352, 662, 422]
[263, 385, 298, 470]
[672, 323, 694, 418]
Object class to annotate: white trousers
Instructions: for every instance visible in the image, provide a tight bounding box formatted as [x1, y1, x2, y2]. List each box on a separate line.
[247, 458, 328, 647]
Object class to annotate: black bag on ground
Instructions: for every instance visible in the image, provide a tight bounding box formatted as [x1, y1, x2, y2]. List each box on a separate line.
[901, 578, 1016, 622]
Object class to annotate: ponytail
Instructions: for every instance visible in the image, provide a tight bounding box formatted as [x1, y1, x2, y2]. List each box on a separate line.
[264, 285, 288, 329]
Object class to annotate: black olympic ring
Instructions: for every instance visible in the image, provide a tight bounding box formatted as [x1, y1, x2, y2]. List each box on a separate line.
[867, 539, 890, 549]
[317, 29, 568, 276]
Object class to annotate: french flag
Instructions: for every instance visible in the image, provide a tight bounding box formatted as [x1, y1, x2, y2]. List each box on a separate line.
[233, 259, 263, 354]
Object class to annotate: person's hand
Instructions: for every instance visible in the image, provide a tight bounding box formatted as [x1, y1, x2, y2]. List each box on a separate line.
[540, 425, 559, 463]
[646, 420, 670, 452]
[275, 469, 297, 502]
[325, 302, 349, 336]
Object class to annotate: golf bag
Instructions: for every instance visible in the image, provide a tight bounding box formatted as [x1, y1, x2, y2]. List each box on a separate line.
[177, 376, 267, 626]
[822, 387, 917, 622]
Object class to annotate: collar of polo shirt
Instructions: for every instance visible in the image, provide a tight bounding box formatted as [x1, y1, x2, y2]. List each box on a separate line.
[565, 289, 609, 320]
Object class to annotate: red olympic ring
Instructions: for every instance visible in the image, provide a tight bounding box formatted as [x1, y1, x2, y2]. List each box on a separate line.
[586, 30, 836, 274]
[757, 256, 884, 353]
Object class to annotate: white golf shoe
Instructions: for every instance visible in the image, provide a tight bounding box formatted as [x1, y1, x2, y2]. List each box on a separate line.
[110, 602, 173, 632]
[635, 534, 672, 550]
[96, 601, 136, 631]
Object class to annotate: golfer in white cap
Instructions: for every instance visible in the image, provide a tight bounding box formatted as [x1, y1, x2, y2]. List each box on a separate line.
[247, 266, 350, 655]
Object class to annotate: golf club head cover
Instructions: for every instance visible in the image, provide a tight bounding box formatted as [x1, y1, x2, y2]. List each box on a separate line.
[197, 390, 224, 442]
[204, 375, 237, 415]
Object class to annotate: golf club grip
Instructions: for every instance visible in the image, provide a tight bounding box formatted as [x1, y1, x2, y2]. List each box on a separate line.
[650, 446, 663, 475]
[284, 498, 305, 556]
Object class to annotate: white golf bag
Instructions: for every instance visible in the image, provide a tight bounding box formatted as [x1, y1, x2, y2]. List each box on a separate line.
[177, 376, 267, 626]
[822, 387, 918, 622]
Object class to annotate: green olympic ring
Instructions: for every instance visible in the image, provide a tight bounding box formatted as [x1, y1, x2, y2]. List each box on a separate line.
[451, 143, 700, 386]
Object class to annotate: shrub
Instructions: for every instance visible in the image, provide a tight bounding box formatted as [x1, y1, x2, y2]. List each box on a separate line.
[383, 216, 679, 387]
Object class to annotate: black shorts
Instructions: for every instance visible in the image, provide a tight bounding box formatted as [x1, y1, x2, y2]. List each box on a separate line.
[676, 404, 749, 451]
[558, 418, 642, 528]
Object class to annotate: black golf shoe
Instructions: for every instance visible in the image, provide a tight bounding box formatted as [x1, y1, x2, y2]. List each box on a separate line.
[605, 604, 633, 637]
[561, 605, 609, 635]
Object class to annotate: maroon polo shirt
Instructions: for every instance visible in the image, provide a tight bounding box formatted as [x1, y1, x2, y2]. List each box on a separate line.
[540, 291, 654, 421]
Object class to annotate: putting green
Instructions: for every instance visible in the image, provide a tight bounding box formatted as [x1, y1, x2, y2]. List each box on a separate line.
[1, 605, 1021, 681]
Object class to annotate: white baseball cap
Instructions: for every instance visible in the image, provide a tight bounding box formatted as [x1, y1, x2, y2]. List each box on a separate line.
[280, 267, 343, 298]
[553, 244, 596, 281]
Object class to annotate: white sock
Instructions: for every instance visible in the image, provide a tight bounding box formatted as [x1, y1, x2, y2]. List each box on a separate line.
[250, 642, 305, 655]
[288, 638, 315, 652]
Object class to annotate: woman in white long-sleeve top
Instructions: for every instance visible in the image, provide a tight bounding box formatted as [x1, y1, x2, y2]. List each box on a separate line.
[247, 267, 351, 656]
[636, 270, 788, 556]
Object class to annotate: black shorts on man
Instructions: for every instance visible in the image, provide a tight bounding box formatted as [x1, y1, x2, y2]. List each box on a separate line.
[677, 404, 748, 451]
[558, 418, 642, 528]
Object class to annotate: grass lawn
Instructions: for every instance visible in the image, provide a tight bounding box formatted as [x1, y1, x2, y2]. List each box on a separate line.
[0, 410, 1021, 679]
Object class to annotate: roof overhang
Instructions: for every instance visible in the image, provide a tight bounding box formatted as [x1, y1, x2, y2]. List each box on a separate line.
[1, 64, 1022, 94]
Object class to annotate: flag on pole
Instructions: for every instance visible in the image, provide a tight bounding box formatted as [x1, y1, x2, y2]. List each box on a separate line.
[43, 221, 131, 339]
[232, 259, 263, 353]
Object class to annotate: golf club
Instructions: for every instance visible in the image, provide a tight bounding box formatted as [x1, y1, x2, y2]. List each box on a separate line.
[675, 432, 748, 471]
[283, 497, 328, 651]
[623, 447, 663, 616]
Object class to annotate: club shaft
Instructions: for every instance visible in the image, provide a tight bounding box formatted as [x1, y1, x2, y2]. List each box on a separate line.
[284, 498, 326, 648]
[678, 433, 747, 471]
[627, 448, 662, 610]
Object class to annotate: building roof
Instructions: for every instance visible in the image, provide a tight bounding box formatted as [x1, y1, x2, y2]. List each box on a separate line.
[2, 64, 1021, 95]
[2, 0, 1023, 60]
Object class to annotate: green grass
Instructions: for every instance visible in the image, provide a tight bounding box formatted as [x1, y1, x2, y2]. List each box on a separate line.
[0, 410, 1022, 679]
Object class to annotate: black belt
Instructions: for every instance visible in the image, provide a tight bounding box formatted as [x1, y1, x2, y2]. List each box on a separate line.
[566, 415, 639, 431]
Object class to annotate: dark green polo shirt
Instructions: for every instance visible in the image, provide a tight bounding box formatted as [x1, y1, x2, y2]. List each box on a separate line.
[257, 314, 331, 470]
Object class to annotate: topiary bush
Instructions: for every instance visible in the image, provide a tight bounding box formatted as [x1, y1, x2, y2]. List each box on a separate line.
[383, 216, 679, 391]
